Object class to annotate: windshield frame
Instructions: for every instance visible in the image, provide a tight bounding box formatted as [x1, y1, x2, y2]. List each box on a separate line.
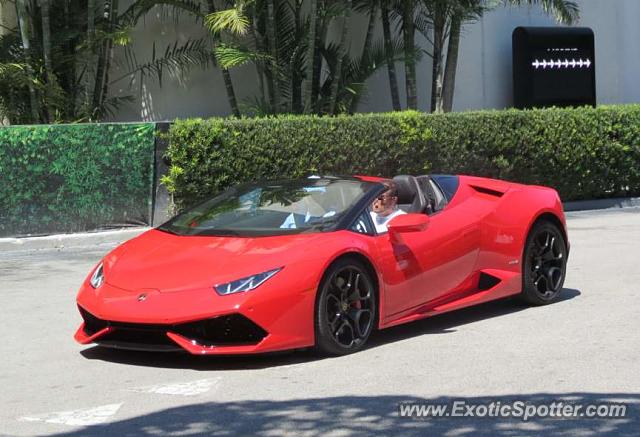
[157, 177, 385, 237]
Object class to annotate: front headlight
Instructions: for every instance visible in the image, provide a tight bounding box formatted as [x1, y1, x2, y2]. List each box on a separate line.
[214, 267, 282, 296]
[90, 262, 105, 289]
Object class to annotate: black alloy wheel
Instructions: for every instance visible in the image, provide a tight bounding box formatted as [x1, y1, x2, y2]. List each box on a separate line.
[521, 220, 568, 305]
[315, 258, 376, 355]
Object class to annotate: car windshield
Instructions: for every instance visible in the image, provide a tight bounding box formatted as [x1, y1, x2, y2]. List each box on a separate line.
[158, 177, 377, 236]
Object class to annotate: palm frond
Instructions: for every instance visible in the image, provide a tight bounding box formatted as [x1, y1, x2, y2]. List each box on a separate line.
[508, 0, 579, 24]
[112, 38, 212, 88]
[206, 8, 251, 35]
[214, 43, 272, 69]
[120, 0, 203, 25]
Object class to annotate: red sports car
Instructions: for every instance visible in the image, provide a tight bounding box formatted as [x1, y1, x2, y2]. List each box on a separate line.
[75, 174, 569, 355]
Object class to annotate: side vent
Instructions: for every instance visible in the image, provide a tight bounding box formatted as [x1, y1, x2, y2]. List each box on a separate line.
[478, 272, 501, 291]
[470, 185, 505, 198]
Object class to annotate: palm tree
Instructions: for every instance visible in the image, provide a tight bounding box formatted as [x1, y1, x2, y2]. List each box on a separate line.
[329, 0, 351, 114]
[14, 0, 41, 122]
[206, 0, 240, 117]
[401, 0, 419, 109]
[380, 0, 401, 110]
[209, 0, 399, 115]
[1, 0, 215, 124]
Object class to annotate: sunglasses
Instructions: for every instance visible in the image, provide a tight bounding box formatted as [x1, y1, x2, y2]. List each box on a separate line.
[375, 192, 396, 202]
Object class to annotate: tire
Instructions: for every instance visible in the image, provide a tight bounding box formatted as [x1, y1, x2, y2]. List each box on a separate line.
[520, 220, 568, 305]
[315, 258, 377, 355]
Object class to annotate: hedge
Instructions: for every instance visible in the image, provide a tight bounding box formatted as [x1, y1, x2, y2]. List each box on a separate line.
[0, 123, 156, 237]
[163, 105, 640, 209]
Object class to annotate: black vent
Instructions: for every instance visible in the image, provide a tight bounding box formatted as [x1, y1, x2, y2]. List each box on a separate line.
[478, 272, 501, 291]
[79, 306, 108, 336]
[98, 328, 182, 352]
[174, 314, 268, 346]
[470, 185, 504, 198]
[78, 307, 267, 349]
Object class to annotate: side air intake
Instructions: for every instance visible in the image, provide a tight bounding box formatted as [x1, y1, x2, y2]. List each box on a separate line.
[470, 185, 505, 198]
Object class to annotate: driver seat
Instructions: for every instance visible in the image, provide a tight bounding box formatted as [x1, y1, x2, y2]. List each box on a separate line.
[392, 175, 427, 213]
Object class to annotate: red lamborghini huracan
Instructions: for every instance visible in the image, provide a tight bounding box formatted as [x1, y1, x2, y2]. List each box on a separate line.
[75, 174, 569, 355]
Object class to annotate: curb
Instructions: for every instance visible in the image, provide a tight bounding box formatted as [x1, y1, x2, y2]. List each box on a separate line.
[563, 196, 640, 212]
[0, 228, 149, 253]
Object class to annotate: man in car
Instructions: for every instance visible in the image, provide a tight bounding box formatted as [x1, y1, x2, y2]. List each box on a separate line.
[370, 180, 406, 233]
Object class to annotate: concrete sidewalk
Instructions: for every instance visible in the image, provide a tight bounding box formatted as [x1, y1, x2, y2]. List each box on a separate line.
[0, 227, 149, 253]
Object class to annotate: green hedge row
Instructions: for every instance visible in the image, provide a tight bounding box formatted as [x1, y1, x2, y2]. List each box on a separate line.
[163, 112, 434, 209]
[0, 123, 156, 237]
[163, 105, 640, 208]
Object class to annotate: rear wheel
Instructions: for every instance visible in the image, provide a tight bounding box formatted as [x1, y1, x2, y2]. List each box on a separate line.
[315, 258, 376, 355]
[520, 220, 567, 305]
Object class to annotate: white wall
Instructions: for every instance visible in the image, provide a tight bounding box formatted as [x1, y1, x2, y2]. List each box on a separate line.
[109, 0, 640, 121]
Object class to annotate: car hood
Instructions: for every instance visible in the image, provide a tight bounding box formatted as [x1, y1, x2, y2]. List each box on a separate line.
[103, 229, 326, 293]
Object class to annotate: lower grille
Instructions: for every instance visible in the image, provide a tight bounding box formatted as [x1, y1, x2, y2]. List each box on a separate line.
[98, 328, 182, 352]
[79, 306, 108, 336]
[78, 307, 267, 349]
[173, 314, 268, 346]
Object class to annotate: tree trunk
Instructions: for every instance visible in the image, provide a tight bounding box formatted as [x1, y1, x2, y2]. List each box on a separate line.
[97, 0, 119, 116]
[329, 0, 350, 114]
[291, 0, 303, 113]
[63, 0, 76, 119]
[381, 0, 401, 111]
[40, 0, 54, 122]
[402, 0, 417, 109]
[15, 0, 40, 122]
[430, 3, 446, 113]
[85, 0, 96, 114]
[311, 0, 325, 112]
[349, 2, 377, 113]
[266, 0, 280, 112]
[92, 0, 111, 114]
[207, 0, 240, 117]
[304, 0, 317, 113]
[221, 69, 240, 117]
[250, 18, 267, 109]
[442, 12, 461, 112]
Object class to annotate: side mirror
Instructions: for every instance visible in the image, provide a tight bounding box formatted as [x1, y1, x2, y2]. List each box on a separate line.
[387, 213, 430, 234]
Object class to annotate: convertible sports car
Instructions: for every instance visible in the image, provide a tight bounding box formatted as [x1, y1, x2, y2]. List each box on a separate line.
[75, 174, 569, 355]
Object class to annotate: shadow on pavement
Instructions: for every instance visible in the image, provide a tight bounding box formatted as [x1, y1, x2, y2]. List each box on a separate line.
[79, 288, 581, 371]
[51, 391, 636, 436]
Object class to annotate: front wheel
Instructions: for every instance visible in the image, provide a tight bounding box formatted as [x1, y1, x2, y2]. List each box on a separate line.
[315, 259, 377, 355]
[520, 220, 568, 305]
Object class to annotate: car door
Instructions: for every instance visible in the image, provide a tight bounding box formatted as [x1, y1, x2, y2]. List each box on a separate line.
[373, 204, 482, 319]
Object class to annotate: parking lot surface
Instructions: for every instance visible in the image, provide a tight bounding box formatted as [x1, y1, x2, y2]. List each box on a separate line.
[1, 208, 639, 436]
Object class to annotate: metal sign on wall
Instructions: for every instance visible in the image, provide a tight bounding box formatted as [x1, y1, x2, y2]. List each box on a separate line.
[513, 27, 596, 109]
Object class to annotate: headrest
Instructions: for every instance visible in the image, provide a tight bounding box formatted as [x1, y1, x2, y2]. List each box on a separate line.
[392, 175, 420, 204]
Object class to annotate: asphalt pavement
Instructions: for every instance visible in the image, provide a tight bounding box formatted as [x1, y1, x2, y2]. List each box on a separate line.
[1, 208, 639, 436]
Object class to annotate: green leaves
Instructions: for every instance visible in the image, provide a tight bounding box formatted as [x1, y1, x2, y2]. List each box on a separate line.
[508, 0, 580, 25]
[0, 123, 156, 237]
[205, 8, 251, 36]
[214, 44, 272, 69]
[164, 105, 640, 209]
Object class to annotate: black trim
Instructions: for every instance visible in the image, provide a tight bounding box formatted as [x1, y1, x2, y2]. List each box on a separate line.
[478, 272, 501, 290]
[470, 185, 504, 198]
[95, 340, 184, 353]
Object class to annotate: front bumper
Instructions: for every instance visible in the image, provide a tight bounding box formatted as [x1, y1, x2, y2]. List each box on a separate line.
[75, 307, 270, 354]
[74, 280, 317, 355]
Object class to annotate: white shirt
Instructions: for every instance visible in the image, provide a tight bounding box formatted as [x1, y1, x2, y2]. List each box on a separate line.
[370, 208, 406, 233]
